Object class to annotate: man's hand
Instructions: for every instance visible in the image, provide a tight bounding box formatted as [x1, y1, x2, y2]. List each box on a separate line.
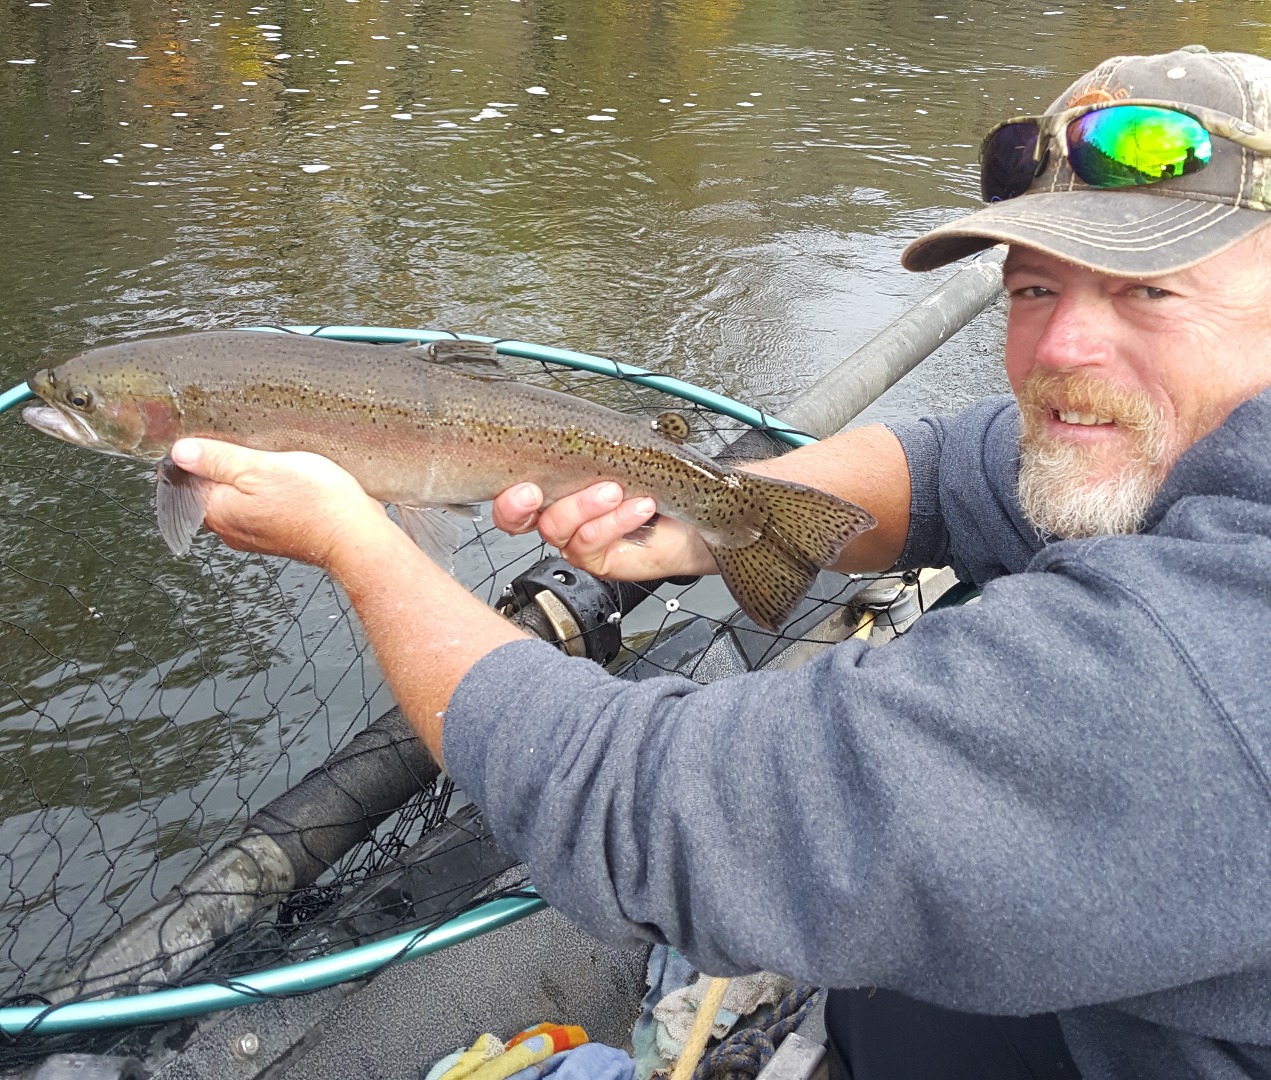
[491, 481, 718, 581]
[170, 438, 391, 570]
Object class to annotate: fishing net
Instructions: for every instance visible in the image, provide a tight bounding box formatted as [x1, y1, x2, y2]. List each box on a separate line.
[0, 329, 938, 1065]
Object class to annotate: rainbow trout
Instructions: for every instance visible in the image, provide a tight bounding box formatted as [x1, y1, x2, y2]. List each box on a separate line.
[22, 331, 875, 630]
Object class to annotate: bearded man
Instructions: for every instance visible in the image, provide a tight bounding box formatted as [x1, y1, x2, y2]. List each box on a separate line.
[174, 46, 1271, 1080]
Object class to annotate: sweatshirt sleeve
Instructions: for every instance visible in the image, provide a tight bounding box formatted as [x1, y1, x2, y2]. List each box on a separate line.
[442, 556, 1271, 1015]
[887, 396, 1048, 583]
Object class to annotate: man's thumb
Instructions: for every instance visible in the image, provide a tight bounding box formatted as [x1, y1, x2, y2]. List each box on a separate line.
[170, 438, 253, 482]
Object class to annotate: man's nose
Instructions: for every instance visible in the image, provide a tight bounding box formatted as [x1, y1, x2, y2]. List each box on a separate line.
[1032, 292, 1115, 372]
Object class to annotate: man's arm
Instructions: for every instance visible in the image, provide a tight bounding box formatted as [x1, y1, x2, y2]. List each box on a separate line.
[444, 554, 1271, 1007]
[491, 423, 912, 578]
[170, 421, 911, 760]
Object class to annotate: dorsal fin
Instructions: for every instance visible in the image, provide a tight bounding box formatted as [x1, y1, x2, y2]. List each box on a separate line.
[416, 339, 509, 380]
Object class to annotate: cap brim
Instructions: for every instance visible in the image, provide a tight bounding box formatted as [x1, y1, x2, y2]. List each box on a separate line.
[902, 189, 1271, 275]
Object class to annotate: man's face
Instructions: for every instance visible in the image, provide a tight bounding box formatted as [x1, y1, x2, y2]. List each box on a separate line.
[1002, 234, 1271, 538]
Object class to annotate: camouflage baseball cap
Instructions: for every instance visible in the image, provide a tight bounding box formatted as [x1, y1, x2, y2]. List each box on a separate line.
[902, 46, 1271, 275]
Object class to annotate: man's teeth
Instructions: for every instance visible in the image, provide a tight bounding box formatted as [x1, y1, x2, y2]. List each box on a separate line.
[1055, 409, 1113, 426]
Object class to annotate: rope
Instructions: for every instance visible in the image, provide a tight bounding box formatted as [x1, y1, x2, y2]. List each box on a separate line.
[671, 976, 731, 1080]
[692, 984, 825, 1080]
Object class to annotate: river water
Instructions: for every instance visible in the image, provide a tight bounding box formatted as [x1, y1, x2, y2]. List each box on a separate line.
[0, 0, 1267, 998]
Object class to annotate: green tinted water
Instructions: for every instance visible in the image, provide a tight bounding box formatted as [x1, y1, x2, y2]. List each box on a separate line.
[2, 0, 1266, 408]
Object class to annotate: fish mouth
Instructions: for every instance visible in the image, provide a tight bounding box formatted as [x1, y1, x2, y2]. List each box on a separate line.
[21, 403, 124, 454]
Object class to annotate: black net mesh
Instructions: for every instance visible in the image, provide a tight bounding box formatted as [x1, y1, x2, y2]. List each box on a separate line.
[0, 336, 932, 1063]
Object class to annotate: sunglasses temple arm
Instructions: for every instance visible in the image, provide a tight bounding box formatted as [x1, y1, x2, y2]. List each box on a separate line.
[1216, 122, 1271, 155]
[1182, 103, 1271, 154]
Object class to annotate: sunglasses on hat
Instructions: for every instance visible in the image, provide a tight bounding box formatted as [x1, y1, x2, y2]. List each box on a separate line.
[979, 98, 1271, 203]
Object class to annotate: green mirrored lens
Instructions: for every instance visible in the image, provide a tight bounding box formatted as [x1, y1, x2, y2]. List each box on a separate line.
[1067, 106, 1212, 188]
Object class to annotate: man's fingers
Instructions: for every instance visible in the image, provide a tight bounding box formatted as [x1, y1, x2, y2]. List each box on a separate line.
[171, 439, 359, 495]
[491, 483, 546, 535]
[535, 482, 626, 548]
[571, 496, 658, 552]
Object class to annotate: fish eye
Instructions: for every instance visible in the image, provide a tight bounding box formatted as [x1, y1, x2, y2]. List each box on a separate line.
[65, 388, 93, 411]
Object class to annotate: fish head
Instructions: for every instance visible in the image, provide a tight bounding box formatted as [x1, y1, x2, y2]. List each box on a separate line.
[23, 344, 183, 461]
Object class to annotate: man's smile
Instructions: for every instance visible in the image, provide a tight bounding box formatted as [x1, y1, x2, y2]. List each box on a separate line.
[1052, 408, 1115, 427]
[1043, 404, 1124, 444]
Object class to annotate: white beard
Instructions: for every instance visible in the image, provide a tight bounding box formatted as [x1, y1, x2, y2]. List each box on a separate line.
[1015, 371, 1172, 540]
[1017, 437, 1165, 539]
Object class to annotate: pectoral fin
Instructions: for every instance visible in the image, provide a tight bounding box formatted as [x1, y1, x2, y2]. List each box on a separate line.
[395, 504, 471, 574]
[156, 458, 215, 556]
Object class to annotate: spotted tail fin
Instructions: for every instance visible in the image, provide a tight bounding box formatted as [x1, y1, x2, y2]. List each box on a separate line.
[705, 477, 876, 631]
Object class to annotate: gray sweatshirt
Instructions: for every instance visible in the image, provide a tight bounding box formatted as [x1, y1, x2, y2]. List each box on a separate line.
[444, 390, 1271, 1080]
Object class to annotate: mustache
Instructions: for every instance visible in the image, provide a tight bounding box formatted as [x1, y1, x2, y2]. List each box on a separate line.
[1017, 371, 1165, 443]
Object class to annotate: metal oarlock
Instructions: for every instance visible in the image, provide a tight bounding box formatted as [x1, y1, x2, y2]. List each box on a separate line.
[497, 556, 624, 665]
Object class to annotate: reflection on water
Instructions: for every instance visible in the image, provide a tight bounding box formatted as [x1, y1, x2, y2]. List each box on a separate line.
[0, 0, 1267, 993]
[4, 0, 1265, 400]
[0, 429, 395, 990]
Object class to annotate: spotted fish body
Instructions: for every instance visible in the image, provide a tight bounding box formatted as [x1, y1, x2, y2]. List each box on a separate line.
[22, 331, 876, 630]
